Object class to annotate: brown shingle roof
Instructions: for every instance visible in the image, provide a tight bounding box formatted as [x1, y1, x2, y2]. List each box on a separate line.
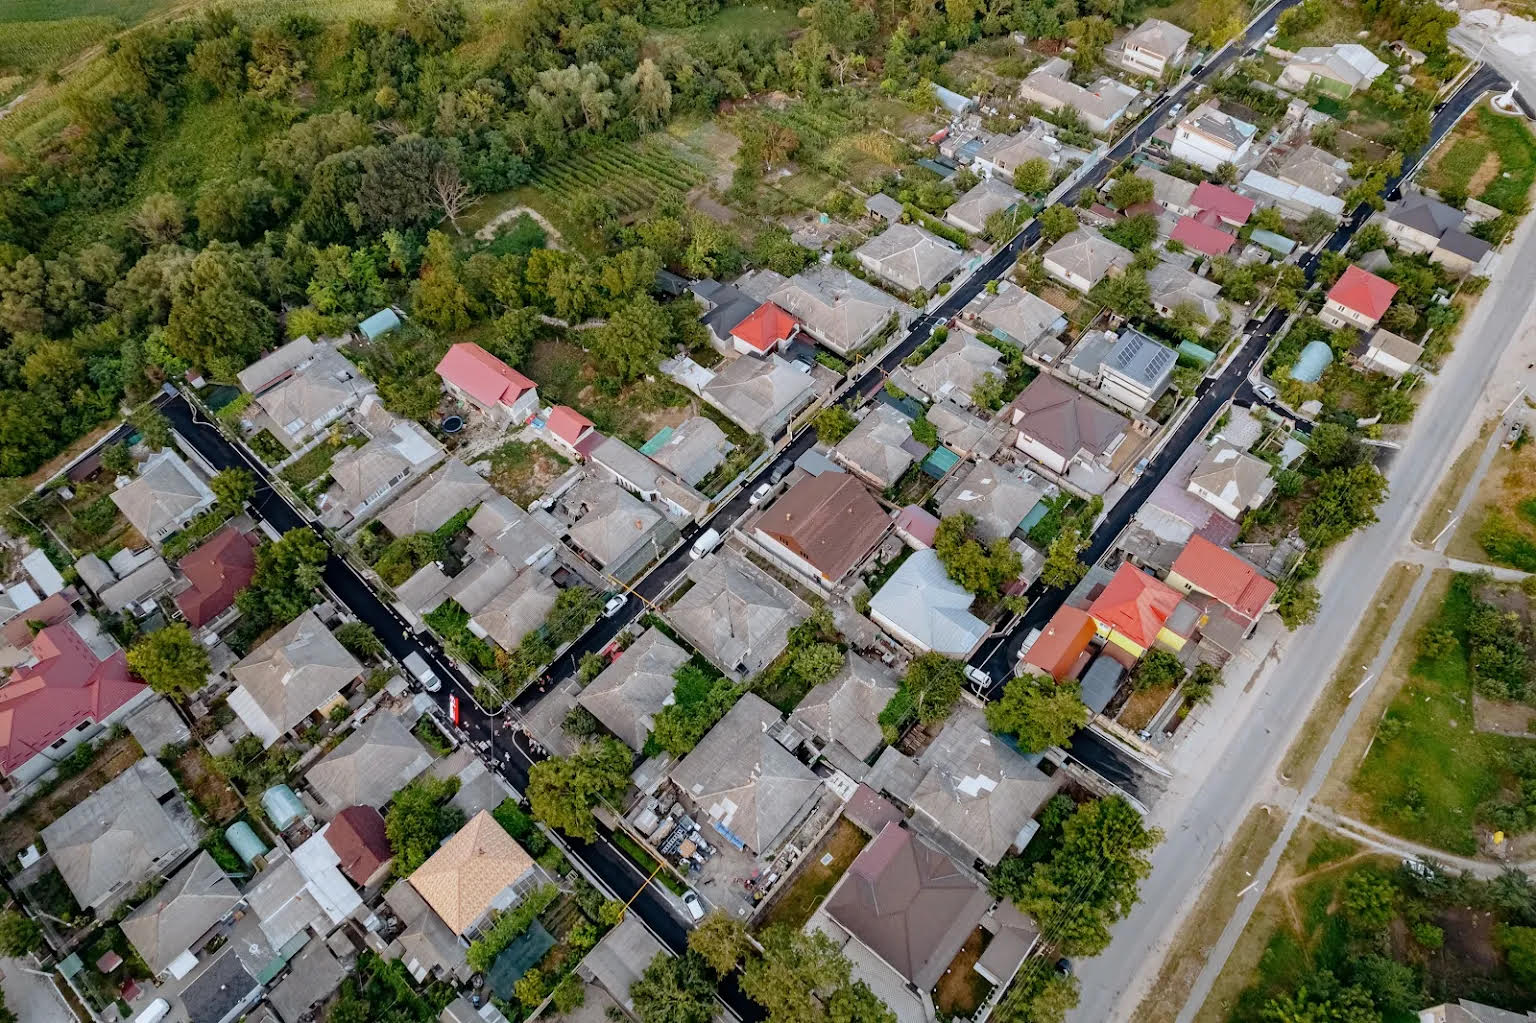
[325, 806, 392, 885]
[408, 810, 535, 936]
[753, 473, 889, 581]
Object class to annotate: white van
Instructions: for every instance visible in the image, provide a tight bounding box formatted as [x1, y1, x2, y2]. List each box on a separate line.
[136, 999, 171, 1023]
[689, 528, 722, 560]
[403, 651, 441, 693]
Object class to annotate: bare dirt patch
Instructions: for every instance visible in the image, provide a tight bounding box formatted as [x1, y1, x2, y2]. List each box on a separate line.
[175, 747, 242, 824]
[1472, 692, 1536, 737]
[1467, 149, 1505, 196]
[1118, 683, 1176, 731]
[933, 928, 993, 1017]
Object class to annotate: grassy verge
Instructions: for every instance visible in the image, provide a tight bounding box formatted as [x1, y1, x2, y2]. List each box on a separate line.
[1278, 563, 1421, 782]
[754, 819, 868, 932]
[1413, 420, 1495, 545]
[610, 828, 689, 896]
[1131, 803, 1286, 1023]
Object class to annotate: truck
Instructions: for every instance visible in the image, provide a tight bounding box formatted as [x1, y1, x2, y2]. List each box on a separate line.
[403, 651, 441, 693]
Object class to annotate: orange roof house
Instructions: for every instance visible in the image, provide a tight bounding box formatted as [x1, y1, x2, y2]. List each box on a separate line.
[1167, 535, 1276, 627]
[731, 302, 800, 355]
[1322, 265, 1398, 327]
[545, 405, 595, 450]
[1023, 606, 1096, 681]
[1088, 563, 1185, 655]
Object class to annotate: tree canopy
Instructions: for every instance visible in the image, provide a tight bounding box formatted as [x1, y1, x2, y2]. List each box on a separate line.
[986, 675, 1089, 752]
[526, 737, 633, 841]
[127, 623, 211, 697]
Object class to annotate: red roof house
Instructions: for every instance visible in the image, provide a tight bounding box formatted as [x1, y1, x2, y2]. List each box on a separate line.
[730, 302, 800, 355]
[435, 343, 539, 425]
[1088, 563, 1185, 654]
[1168, 535, 1276, 624]
[1191, 182, 1255, 226]
[1023, 606, 1096, 681]
[325, 805, 393, 887]
[175, 527, 258, 627]
[0, 621, 145, 777]
[1323, 265, 1398, 326]
[1171, 214, 1237, 257]
[546, 405, 595, 450]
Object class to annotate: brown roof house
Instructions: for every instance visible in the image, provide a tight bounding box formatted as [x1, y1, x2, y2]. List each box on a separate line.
[1008, 375, 1129, 495]
[577, 627, 691, 751]
[824, 822, 991, 997]
[119, 850, 242, 978]
[228, 610, 364, 747]
[790, 655, 899, 765]
[322, 806, 394, 889]
[669, 694, 822, 856]
[752, 473, 890, 587]
[306, 710, 434, 812]
[408, 810, 545, 938]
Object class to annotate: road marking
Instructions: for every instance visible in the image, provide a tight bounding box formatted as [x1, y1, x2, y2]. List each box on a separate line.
[1348, 673, 1376, 699]
[1432, 514, 1461, 547]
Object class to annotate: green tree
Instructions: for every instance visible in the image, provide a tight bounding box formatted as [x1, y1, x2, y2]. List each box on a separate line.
[526, 737, 632, 841]
[238, 527, 329, 628]
[812, 406, 857, 444]
[132, 406, 172, 451]
[101, 443, 134, 476]
[689, 911, 753, 975]
[1014, 157, 1053, 195]
[986, 675, 1089, 751]
[972, 370, 1012, 411]
[1131, 648, 1183, 691]
[334, 621, 384, 660]
[210, 467, 255, 509]
[552, 973, 586, 1013]
[127, 624, 211, 697]
[514, 967, 547, 1009]
[1038, 205, 1079, 244]
[1259, 973, 1380, 1023]
[933, 513, 1023, 598]
[164, 243, 275, 379]
[593, 294, 673, 382]
[413, 230, 477, 332]
[1499, 925, 1536, 988]
[1015, 797, 1161, 955]
[1340, 872, 1396, 932]
[0, 910, 42, 957]
[631, 951, 717, 1023]
[1276, 578, 1321, 629]
[386, 775, 465, 873]
[741, 924, 895, 1023]
[1107, 174, 1154, 209]
[900, 652, 966, 725]
[995, 968, 1079, 1023]
[1298, 464, 1387, 549]
[1040, 525, 1088, 588]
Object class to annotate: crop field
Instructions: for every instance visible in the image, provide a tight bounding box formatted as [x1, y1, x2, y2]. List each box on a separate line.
[529, 140, 707, 219]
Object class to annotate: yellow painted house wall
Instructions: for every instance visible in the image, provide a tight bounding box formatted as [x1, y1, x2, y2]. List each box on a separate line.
[1165, 570, 1197, 596]
[1156, 626, 1188, 651]
[1093, 620, 1188, 656]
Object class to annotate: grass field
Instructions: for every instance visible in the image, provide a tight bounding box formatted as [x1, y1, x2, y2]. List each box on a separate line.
[1425, 101, 1536, 211]
[657, 3, 802, 42]
[1348, 573, 1535, 855]
[755, 819, 868, 932]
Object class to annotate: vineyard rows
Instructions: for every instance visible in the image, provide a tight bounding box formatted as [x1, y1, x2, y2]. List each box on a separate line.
[530, 142, 706, 216]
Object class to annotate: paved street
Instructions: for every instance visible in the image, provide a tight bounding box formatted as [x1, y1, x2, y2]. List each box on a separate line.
[1078, 97, 1536, 1022]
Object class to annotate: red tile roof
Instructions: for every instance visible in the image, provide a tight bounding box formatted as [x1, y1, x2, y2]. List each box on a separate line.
[435, 342, 537, 410]
[1088, 563, 1183, 650]
[175, 528, 258, 627]
[1024, 606, 1096, 681]
[0, 622, 144, 774]
[1191, 182, 1255, 225]
[546, 405, 594, 447]
[1326, 265, 1398, 321]
[326, 805, 392, 885]
[1170, 535, 1276, 621]
[731, 302, 799, 353]
[1171, 215, 1237, 257]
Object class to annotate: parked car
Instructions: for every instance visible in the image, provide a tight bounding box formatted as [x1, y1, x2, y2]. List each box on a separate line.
[1255, 383, 1278, 403]
[770, 460, 794, 484]
[403, 651, 441, 693]
[603, 593, 628, 618]
[682, 891, 705, 921]
[690, 528, 722, 560]
[749, 482, 773, 506]
[963, 665, 992, 689]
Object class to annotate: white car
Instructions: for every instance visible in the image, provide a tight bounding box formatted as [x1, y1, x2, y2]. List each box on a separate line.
[603, 593, 628, 618]
[1255, 383, 1278, 402]
[682, 891, 705, 921]
[963, 665, 992, 689]
[749, 482, 773, 506]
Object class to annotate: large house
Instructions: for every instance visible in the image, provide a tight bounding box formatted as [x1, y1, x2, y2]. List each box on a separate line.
[668, 694, 822, 856]
[1115, 18, 1192, 77]
[408, 810, 545, 938]
[668, 551, 810, 678]
[970, 283, 1066, 350]
[554, 476, 676, 583]
[306, 710, 433, 812]
[577, 627, 691, 751]
[1187, 440, 1273, 520]
[318, 399, 445, 532]
[1383, 195, 1493, 275]
[752, 472, 890, 586]
[1043, 229, 1134, 293]
[111, 450, 218, 546]
[435, 342, 539, 428]
[1008, 374, 1130, 487]
[937, 459, 1053, 542]
[0, 617, 148, 784]
[1278, 43, 1388, 97]
[854, 224, 967, 294]
[738, 265, 908, 357]
[869, 548, 988, 657]
[375, 458, 494, 539]
[228, 610, 365, 747]
[1018, 58, 1140, 134]
[1170, 101, 1257, 172]
[1167, 535, 1277, 636]
[702, 353, 824, 439]
[1146, 261, 1224, 328]
[971, 123, 1082, 181]
[174, 527, 259, 631]
[1319, 265, 1398, 331]
[1087, 562, 1188, 657]
[1070, 328, 1177, 413]
[245, 340, 375, 452]
[790, 655, 899, 764]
